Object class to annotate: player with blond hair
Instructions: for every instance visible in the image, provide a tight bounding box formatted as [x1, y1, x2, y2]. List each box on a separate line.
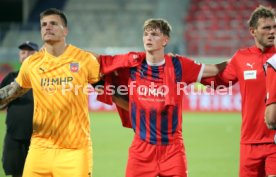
[98, 18, 227, 177]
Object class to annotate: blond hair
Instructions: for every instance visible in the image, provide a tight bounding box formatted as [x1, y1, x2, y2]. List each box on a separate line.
[143, 18, 172, 37]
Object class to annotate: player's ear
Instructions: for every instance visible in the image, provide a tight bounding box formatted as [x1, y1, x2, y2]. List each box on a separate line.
[249, 27, 256, 37]
[63, 26, 69, 37]
[163, 36, 169, 47]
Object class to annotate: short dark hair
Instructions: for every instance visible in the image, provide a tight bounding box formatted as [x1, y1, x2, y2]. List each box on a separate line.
[40, 8, 68, 27]
[143, 18, 172, 37]
[248, 5, 275, 28]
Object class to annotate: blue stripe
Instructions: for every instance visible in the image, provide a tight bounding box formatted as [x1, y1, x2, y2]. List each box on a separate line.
[172, 57, 182, 82]
[140, 109, 146, 141]
[151, 66, 160, 79]
[161, 110, 169, 145]
[172, 106, 178, 134]
[130, 67, 137, 81]
[140, 60, 148, 79]
[131, 102, 136, 132]
[149, 110, 157, 144]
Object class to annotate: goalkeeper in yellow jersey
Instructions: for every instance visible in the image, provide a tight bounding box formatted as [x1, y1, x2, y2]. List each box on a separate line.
[0, 8, 99, 177]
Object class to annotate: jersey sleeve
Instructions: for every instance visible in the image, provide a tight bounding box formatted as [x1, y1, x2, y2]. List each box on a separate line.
[99, 52, 145, 74]
[218, 57, 237, 82]
[15, 58, 31, 88]
[266, 65, 276, 105]
[87, 53, 100, 84]
[96, 68, 130, 105]
[179, 56, 203, 84]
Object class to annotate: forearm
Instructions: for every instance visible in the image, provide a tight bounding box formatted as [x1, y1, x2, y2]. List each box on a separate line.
[202, 60, 228, 78]
[0, 82, 29, 105]
[201, 59, 237, 88]
[112, 95, 129, 111]
[200, 75, 236, 89]
[265, 104, 276, 130]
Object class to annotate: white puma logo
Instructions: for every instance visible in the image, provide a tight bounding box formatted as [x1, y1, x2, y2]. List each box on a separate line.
[246, 63, 255, 69]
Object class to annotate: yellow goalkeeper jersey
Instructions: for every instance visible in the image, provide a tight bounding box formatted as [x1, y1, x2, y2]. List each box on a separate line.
[16, 44, 100, 148]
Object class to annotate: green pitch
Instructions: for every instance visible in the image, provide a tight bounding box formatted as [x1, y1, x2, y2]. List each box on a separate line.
[0, 112, 240, 177]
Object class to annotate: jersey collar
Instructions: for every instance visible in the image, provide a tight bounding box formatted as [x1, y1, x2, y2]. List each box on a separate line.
[251, 45, 276, 54]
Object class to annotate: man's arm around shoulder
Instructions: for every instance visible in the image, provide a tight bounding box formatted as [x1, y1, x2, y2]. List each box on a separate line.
[202, 60, 229, 78]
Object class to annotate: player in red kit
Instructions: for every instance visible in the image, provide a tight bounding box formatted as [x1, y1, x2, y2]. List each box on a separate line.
[97, 18, 227, 177]
[201, 5, 276, 177]
[265, 54, 276, 130]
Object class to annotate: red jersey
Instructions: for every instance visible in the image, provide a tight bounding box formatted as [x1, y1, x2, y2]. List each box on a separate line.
[266, 54, 276, 105]
[202, 46, 276, 144]
[99, 53, 203, 145]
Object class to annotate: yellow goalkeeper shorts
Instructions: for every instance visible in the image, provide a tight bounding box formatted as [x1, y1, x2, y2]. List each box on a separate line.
[23, 144, 92, 177]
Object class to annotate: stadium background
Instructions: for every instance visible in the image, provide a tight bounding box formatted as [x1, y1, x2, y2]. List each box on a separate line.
[0, 0, 275, 176]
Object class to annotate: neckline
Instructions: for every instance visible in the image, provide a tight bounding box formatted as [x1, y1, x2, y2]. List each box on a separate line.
[146, 59, 165, 66]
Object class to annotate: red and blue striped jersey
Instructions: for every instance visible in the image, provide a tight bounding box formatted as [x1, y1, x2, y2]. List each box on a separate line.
[129, 57, 203, 145]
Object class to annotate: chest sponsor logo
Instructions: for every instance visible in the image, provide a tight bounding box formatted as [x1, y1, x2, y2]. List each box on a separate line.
[138, 87, 166, 97]
[70, 62, 79, 72]
[40, 77, 73, 86]
[243, 70, 257, 80]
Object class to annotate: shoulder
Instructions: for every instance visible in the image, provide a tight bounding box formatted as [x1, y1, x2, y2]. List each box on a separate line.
[170, 54, 198, 65]
[69, 45, 98, 61]
[174, 55, 191, 61]
[236, 47, 250, 53]
[235, 45, 259, 56]
[227, 47, 253, 65]
[24, 50, 44, 64]
[233, 48, 249, 58]
[234, 46, 259, 57]
[128, 51, 145, 56]
[122, 51, 146, 61]
[267, 54, 276, 70]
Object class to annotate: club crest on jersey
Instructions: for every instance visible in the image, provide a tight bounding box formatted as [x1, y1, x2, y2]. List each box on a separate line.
[130, 53, 140, 64]
[70, 62, 79, 72]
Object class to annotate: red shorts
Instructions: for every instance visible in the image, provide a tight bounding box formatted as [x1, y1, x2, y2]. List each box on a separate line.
[240, 143, 276, 177]
[126, 135, 187, 177]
